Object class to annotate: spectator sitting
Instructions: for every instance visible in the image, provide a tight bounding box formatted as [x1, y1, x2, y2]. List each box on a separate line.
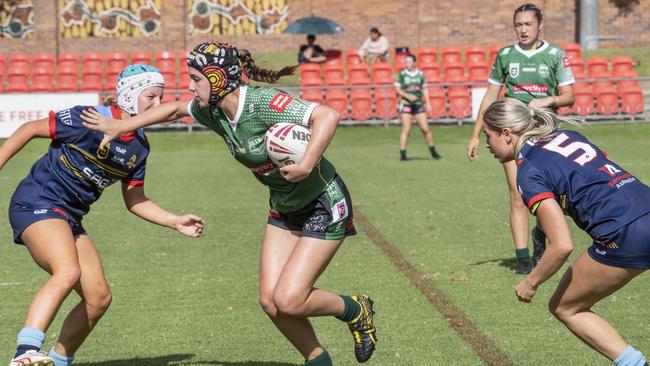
[298, 34, 326, 64]
[359, 27, 389, 65]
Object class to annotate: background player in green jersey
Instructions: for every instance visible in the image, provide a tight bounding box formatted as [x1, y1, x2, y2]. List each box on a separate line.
[395, 54, 442, 161]
[466, 3, 575, 274]
[81, 42, 376, 366]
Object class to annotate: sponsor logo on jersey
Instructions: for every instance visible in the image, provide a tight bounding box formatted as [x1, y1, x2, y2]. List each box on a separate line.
[269, 93, 292, 112]
[247, 160, 277, 175]
[33, 209, 48, 214]
[97, 143, 110, 160]
[111, 156, 126, 165]
[82, 167, 111, 189]
[127, 154, 137, 169]
[247, 136, 265, 155]
[330, 199, 349, 223]
[522, 67, 537, 73]
[115, 146, 127, 154]
[57, 109, 73, 126]
[501, 47, 510, 55]
[249, 103, 255, 115]
[538, 64, 550, 78]
[509, 63, 520, 78]
[549, 47, 558, 55]
[608, 173, 637, 189]
[512, 84, 549, 94]
[562, 57, 571, 68]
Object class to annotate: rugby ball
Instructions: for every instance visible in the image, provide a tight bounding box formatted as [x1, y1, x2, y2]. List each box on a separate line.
[265, 122, 311, 167]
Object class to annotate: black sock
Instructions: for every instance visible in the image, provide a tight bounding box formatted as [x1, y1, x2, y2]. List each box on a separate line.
[515, 248, 530, 262]
[15, 345, 40, 358]
[400, 149, 407, 160]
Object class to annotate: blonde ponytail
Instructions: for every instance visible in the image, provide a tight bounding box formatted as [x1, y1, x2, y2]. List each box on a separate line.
[483, 98, 583, 153]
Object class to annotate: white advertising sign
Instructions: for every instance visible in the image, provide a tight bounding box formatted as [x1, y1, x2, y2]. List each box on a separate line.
[0, 93, 100, 138]
[471, 87, 488, 121]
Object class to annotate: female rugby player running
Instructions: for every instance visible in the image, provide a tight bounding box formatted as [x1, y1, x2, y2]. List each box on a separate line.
[2, 65, 204, 366]
[483, 98, 650, 366]
[81, 42, 377, 366]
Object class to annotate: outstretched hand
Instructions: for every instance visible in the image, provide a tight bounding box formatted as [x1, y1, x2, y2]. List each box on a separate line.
[81, 109, 122, 149]
[173, 214, 205, 238]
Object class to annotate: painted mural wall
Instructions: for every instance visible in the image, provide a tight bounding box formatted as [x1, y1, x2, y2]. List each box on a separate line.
[59, 0, 161, 38]
[0, 1, 34, 39]
[188, 0, 288, 36]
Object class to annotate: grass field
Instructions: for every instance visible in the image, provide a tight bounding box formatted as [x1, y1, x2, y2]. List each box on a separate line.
[1, 123, 650, 365]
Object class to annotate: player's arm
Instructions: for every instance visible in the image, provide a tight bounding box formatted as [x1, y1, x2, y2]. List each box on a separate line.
[279, 105, 340, 183]
[516, 198, 573, 303]
[467, 83, 502, 160]
[0, 118, 50, 170]
[81, 100, 191, 148]
[394, 84, 415, 101]
[528, 84, 575, 109]
[122, 183, 204, 238]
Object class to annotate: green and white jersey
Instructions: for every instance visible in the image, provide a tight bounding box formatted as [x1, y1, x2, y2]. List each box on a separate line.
[395, 68, 427, 105]
[489, 41, 575, 104]
[188, 85, 337, 213]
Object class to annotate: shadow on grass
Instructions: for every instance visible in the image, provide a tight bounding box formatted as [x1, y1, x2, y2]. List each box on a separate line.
[470, 257, 519, 271]
[76, 354, 297, 366]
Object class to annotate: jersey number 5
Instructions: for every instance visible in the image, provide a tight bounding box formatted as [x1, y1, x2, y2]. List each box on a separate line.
[542, 132, 597, 166]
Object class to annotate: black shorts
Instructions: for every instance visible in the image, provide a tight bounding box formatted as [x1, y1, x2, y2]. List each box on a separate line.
[267, 175, 357, 240]
[398, 101, 426, 115]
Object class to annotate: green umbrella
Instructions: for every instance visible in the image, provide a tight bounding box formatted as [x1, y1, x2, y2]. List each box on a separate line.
[284, 16, 343, 35]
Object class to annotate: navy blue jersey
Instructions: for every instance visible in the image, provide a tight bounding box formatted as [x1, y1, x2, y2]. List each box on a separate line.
[517, 130, 650, 240]
[11, 105, 149, 218]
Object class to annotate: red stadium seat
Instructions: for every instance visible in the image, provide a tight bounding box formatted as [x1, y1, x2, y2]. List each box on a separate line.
[5, 68, 30, 93]
[58, 52, 80, 70]
[160, 70, 176, 90]
[587, 56, 609, 76]
[416, 46, 437, 67]
[421, 64, 441, 83]
[346, 48, 362, 65]
[82, 52, 104, 72]
[612, 55, 634, 75]
[371, 61, 393, 85]
[106, 52, 128, 73]
[9, 53, 31, 70]
[591, 70, 614, 90]
[595, 87, 619, 116]
[323, 49, 343, 65]
[572, 87, 594, 116]
[323, 64, 345, 85]
[178, 72, 190, 91]
[55, 67, 79, 92]
[447, 89, 471, 119]
[155, 50, 177, 72]
[131, 51, 152, 66]
[468, 61, 489, 83]
[615, 70, 639, 97]
[464, 45, 486, 66]
[34, 53, 56, 70]
[489, 44, 503, 65]
[104, 70, 120, 91]
[299, 63, 321, 82]
[443, 64, 464, 79]
[31, 68, 54, 92]
[326, 87, 349, 120]
[393, 50, 407, 72]
[80, 69, 103, 91]
[444, 71, 468, 94]
[440, 46, 462, 69]
[560, 42, 581, 61]
[374, 86, 397, 120]
[620, 86, 644, 115]
[350, 88, 373, 121]
[347, 63, 370, 85]
[427, 86, 447, 119]
[301, 81, 324, 104]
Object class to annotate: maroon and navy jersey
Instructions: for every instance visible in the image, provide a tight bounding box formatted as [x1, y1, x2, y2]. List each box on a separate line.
[517, 130, 650, 240]
[11, 105, 149, 218]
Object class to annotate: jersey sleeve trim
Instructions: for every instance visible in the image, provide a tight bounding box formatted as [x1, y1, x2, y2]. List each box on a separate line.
[48, 111, 57, 139]
[301, 102, 318, 126]
[186, 99, 196, 121]
[488, 78, 503, 86]
[122, 178, 144, 187]
[558, 79, 575, 86]
[527, 192, 554, 212]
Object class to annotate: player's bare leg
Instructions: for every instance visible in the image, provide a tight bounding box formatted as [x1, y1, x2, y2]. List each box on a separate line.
[52, 234, 112, 358]
[399, 113, 413, 160]
[549, 252, 644, 360]
[504, 160, 532, 273]
[415, 112, 440, 159]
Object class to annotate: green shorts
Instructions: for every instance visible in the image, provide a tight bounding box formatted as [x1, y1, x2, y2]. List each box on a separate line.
[268, 175, 357, 240]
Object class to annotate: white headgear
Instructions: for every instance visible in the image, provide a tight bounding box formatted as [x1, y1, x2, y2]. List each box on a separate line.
[116, 64, 165, 115]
